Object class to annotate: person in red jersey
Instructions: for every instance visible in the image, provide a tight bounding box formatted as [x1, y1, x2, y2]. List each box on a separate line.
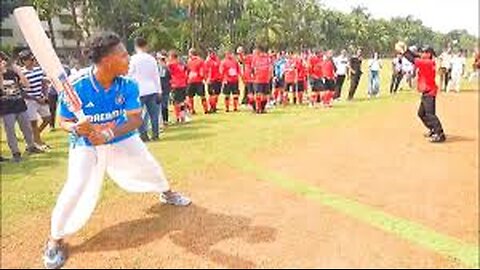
[204, 48, 222, 113]
[321, 50, 336, 107]
[220, 50, 241, 112]
[396, 42, 446, 143]
[251, 45, 273, 113]
[241, 48, 256, 110]
[283, 52, 297, 105]
[186, 48, 208, 114]
[308, 50, 324, 106]
[294, 53, 307, 105]
[167, 50, 188, 123]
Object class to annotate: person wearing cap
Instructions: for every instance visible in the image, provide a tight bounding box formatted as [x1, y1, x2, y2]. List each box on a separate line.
[19, 49, 52, 149]
[395, 42, 446, 143]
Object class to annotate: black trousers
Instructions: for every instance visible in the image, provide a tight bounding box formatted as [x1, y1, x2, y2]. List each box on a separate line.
[390, 72, 403, 93]
[348, 74, 361, 100]
[48, 93, 58, 128]
[418, 94, 444, 135]
[334, 75, 346, 99]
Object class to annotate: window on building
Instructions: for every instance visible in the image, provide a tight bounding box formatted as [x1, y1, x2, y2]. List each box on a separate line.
[1, 28, 13, 37]
[61, 30, 76, 40]
[58, 14, 74, 25]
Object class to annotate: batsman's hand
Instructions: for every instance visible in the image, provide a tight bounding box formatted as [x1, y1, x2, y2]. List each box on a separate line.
[87, 131, 106, 145]
[74, 119, 94, 137]
[87, 128, 114, 145]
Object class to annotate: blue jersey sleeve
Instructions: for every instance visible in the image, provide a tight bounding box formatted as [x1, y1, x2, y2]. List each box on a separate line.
[58, 92, 76, 119]
[123, 79, 141, 111]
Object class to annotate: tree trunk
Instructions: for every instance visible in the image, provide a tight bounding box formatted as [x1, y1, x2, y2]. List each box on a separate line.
[46, 16, 57, 49]
[69, 0, 82, 56]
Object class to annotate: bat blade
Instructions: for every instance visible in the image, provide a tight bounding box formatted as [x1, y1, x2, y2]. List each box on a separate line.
[13, 6, 84, 119]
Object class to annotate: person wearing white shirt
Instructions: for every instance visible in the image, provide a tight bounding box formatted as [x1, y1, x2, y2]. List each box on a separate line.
[367, 52, 382, 98]
[128, 37, 162, 141]
[447, 50, 466, 93]
[402, 57, 414, 89]
[438, 48, 452, 92]
[333, 49, 349, 100]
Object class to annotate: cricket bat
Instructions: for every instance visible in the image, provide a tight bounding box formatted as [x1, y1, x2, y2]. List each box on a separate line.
[13, 6, 85, 120]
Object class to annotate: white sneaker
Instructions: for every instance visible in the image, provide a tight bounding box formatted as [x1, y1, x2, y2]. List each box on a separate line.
[160, 191, 192, 206]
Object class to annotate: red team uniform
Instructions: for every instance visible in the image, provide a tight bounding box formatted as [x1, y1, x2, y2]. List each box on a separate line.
[186, 54, 208, 114]
[309, 53, 323, 104]
[294, 56, 307, 104]
[167, 57, 188, 122]
[321, 58, 336, 106]
[220, 53, 241, 112]
[204, 52, 222, 113]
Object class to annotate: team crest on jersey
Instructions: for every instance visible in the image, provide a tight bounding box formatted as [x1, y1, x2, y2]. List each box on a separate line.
[115, 94, 125, 105]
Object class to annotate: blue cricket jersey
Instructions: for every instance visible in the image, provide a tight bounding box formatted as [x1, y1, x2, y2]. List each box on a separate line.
[274, 57, 286, 78]
[59, 67, 141, 146]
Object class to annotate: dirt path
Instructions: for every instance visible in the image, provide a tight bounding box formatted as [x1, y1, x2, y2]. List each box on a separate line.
[1, 92, 477, 268]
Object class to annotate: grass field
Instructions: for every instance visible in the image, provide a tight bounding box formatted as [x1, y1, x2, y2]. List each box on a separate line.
[1, 59, 478, 268]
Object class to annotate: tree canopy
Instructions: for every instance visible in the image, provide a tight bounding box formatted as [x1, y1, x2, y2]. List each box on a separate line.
[2, 0, 478, 56]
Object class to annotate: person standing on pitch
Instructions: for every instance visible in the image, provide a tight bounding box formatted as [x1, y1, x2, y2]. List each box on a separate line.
[438, 47, 452, 92]
[447, 49, 465, 93]
[251, 46, 273, 113]
[396, 42, 446, 143]
[186, 48, 208, 114]
[204, 49, 222, 113]
[128, 37, 162, 141]
[347, 49, 363, 101]
[220, 50, 241, 112]
[167, 50, 189, 123]
[333, 49, 349, 100]
[42, 33, 191, 270]
[367, 52, 382, 98]
[156, 52, 171, 125]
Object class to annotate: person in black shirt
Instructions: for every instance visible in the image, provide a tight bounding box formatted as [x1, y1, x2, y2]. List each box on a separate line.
[1, 51, 43, 162]
[348, 49, 363, 100]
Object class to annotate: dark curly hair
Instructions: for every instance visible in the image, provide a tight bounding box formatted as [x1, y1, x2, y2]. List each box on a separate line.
[88, 32, 122, 64]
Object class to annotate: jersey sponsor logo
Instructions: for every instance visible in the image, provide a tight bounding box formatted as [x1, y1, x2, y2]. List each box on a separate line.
[87, 109, 124, 123]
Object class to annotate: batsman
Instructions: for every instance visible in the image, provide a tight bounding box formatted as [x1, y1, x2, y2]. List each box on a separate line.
[395, 41, 446, 143]
[42, 33, 191, 269]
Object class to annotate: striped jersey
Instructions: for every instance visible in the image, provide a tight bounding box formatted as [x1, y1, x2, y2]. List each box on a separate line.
[22, 66, 46, 98]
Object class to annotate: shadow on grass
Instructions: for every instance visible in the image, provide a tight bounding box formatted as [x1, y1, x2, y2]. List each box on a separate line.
[71, 204, 277, 269]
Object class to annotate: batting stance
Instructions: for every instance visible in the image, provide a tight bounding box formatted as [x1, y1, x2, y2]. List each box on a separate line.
[43, 33, 191, 269]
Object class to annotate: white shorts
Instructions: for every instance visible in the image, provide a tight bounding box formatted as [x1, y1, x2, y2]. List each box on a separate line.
[25, 99, 51, 121]
[50, 135, 170, 239]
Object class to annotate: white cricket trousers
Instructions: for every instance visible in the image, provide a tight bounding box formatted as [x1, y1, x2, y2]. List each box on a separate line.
[448, 71, 462, 92]
[50, 135, 170, 240]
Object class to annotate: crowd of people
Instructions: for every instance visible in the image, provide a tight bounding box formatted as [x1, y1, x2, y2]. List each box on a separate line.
[1, 37, 480, 162]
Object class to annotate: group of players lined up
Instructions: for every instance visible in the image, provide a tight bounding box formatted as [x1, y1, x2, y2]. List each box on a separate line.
[159, 45, 356, 123]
